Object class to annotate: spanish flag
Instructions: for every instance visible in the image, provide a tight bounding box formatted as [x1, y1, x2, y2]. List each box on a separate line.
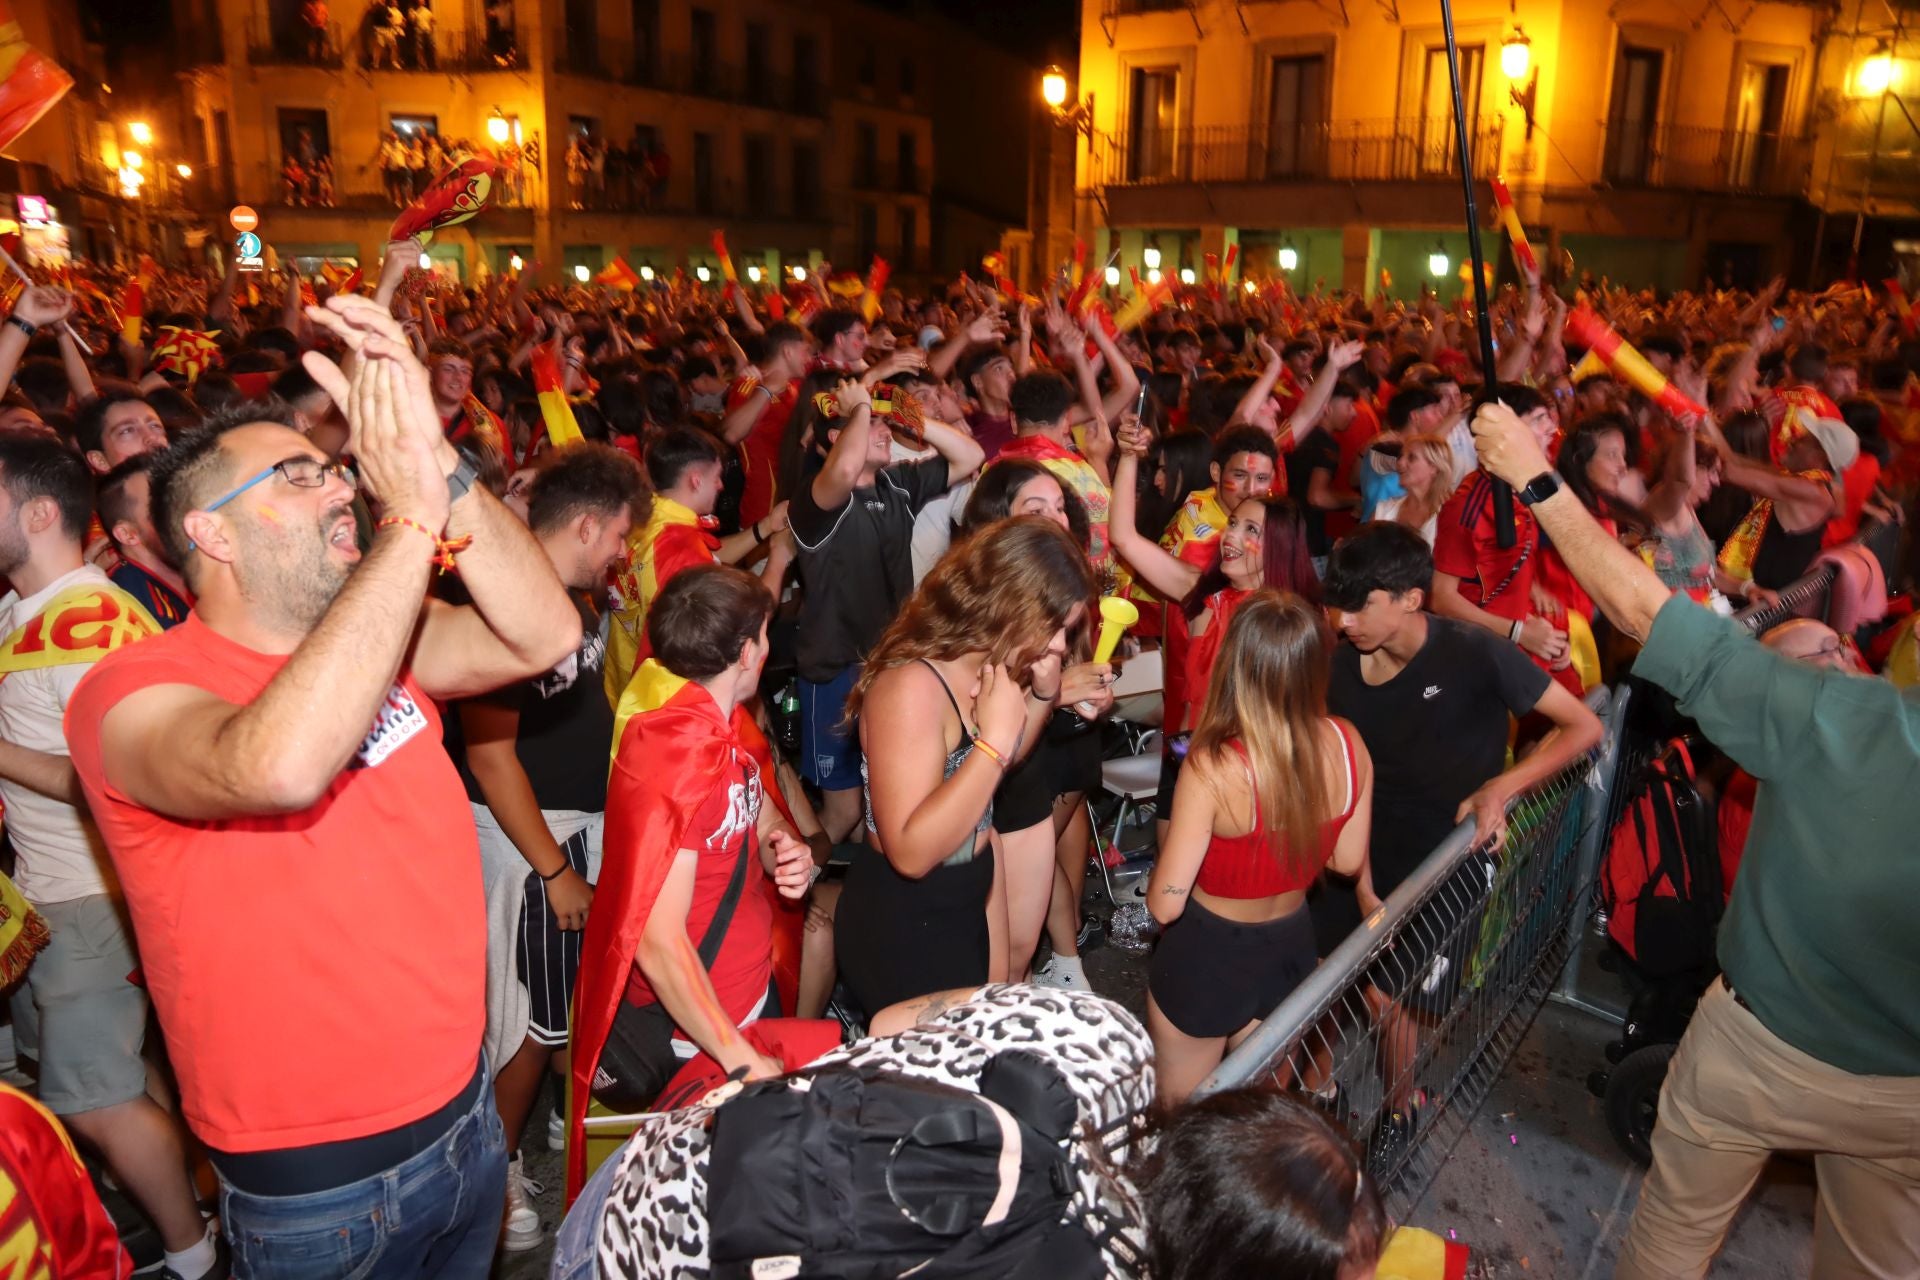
[860, 254, 889, 324]
[0, 3, 72, 153]
[710, 229, 738, 300]
[1111, 272, 1174, 333]
[595, 255, 641, 291]
[1490, 177, 1538, 277]
[119, 277, 144, 346]
[529, 339, 585, 451]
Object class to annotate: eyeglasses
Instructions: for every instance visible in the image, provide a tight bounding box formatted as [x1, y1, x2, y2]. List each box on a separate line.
[187, 456, 357, 552]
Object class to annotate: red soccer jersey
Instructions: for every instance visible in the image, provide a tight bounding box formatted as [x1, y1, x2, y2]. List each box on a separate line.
[622, 723, 773, 1033]
[1433, 471, 1539, 625]
[729, 375, 798, 528]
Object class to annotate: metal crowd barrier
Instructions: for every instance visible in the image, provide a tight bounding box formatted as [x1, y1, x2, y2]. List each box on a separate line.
[1197, 686, 1626, 1219]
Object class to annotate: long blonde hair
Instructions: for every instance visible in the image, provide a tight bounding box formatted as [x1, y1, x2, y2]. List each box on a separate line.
[1395, 433, 1456, 531]
[1189, 590, 1336, 875]
[848, 516, 1096, 718]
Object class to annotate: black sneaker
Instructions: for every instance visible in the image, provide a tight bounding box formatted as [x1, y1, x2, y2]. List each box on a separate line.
[1076, 914, 1107, 953]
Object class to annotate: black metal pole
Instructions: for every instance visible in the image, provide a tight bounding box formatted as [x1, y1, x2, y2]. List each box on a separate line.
[1437, 0, 1515, 548]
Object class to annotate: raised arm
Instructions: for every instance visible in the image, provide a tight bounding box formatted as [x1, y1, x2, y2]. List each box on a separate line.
[97, 329, 452, 819]
[1471, 401, 1673, 640]
[1229, 336, 1286, 426]
[809, 379, 874, 513]
[928, 307, 1000, 383]
[919, 416, 984, 484]
[0, 288, 71, 397]
[1108, 416, 1204, 602]
[1279, 339, 1364, 447]
[306, 296, 581, 699]
[1087, 311, 1140, 422]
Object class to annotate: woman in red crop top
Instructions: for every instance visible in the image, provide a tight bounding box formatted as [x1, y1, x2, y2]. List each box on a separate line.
[1145, 590, 1373, 1101]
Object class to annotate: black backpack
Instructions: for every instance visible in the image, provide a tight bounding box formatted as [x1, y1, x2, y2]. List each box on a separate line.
[703, 1052, 1132, 1280]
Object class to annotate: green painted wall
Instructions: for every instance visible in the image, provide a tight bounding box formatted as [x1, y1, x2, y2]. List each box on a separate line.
[1559, 235, 1688, 293]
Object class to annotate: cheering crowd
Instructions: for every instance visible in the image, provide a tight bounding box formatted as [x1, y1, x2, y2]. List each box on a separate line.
[0, 232, 1915, 1280]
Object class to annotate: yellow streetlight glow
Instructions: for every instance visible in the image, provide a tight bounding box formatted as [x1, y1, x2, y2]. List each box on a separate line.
[1179, 267, 1196, 285]
[1858, 53, 1894, 95]
[746, 264, 763, 283]
[124, 150, 143, 169]
[1146, 268, 1162, 284]
[128, 121, 152, 145]
[487, 110, 510, 144]
[1143, 244, 1162, 270]
[1041, 67, 1068, 109]
[1501, 30, 1531, 80]
[1103, 265, 1120, 286]
[1244, 279, 1258, 293]
[696, 265, 712, 282]
[176, 163, 192, 178]
[1428, 248, 1450, 276]
[509, 253, 524, 272]
[573, 264, 590, 282]
[639, 264, 655, 281]
[1278, 244, 1299, 271]
[792, 265, 807, 281]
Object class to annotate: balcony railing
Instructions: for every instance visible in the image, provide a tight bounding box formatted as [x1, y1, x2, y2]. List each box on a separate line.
[247, 21, 524, 73]
[1095, 117, 1506, 187]
[1600, 122, 1809, 196]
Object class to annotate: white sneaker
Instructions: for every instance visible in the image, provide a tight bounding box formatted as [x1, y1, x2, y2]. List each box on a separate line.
[1034, 953, 1089, 990]
[547, 1106, 565, 1152]
[501, 1152, 544, 1253]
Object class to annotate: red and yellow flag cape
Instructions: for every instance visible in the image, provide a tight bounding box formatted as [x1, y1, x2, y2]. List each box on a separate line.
[568, 663, 799, 1199]
[0, 581, 159, 676]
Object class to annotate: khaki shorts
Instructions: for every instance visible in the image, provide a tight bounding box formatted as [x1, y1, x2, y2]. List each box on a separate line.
[8, 893, 149, 1115]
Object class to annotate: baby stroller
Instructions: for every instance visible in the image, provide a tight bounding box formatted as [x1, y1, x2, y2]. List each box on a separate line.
[1585, 737, 1727, 1164]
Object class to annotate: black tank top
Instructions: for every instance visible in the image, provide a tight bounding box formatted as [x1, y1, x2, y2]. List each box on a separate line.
[1751, 513, 1823, 590]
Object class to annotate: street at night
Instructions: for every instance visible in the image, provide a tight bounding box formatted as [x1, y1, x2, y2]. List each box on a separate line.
[0, 0, 1914, 1277]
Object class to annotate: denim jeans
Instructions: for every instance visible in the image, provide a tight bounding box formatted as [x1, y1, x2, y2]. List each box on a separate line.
[217, 1063, 507, 1279]
[549, 1149, 625, 1280]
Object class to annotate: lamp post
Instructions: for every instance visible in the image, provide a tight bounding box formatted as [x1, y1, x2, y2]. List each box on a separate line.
[1502, 19, 1538, 141]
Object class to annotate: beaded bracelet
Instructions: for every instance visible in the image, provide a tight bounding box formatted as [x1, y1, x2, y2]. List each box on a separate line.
[376, 515, 474, 575]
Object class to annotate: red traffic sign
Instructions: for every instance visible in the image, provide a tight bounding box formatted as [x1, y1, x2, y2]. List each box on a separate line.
[229, 205, 259, 232]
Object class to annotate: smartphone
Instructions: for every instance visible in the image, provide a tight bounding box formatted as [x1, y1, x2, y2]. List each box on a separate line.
[1132, 384, 1148, 419]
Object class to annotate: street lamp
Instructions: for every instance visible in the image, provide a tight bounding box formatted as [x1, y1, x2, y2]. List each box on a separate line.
[128, 121, 152, 145]
[696, 265, 712, 282]
[639, 264, 655, 281]
[1041, 65, 1095, 136]
[1278, 240, 1299, 272]
[1143, 242, 1162, 271]
[1857, 47, 1895, 96]
[791, 265, 807, 282]
[175, 163, 192, 178]
[1146, 267, 1162, 284]
[1428, 243, 1450, 277]
[746, 264, 762, 283]
[1179, 266, 1196, 285]
[1501, 4, 1538, 138]
[509, 253, 524, 272]
[574, 264, 590, 282]
[1103, 265, 1120, 287]
[487, 108, 510, 145]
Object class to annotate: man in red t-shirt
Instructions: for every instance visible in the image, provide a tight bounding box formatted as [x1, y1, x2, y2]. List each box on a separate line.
[65, 298, 582, 1277]
[719, 320, 810, 528]
[1431, 384, 1570, 674]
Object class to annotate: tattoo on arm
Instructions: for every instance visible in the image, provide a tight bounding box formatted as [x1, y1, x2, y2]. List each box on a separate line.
[1160, 884, 1186, 896]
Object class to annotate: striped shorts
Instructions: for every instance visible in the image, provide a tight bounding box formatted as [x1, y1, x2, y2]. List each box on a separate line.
[519, 824, 596, 1047]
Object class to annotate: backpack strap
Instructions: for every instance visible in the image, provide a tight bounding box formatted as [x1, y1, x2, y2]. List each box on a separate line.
[696, 824, 754, 969]
[885, 1096, 1025, 1235]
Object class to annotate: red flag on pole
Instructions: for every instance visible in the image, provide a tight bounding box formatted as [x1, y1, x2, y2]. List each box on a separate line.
[0, 2, 72, 152]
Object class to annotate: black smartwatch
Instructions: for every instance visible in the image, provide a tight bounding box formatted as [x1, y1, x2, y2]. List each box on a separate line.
[446, 451, 480, 505]
[7, 316, 36, 339]
[1516, 471, 1562, 507]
